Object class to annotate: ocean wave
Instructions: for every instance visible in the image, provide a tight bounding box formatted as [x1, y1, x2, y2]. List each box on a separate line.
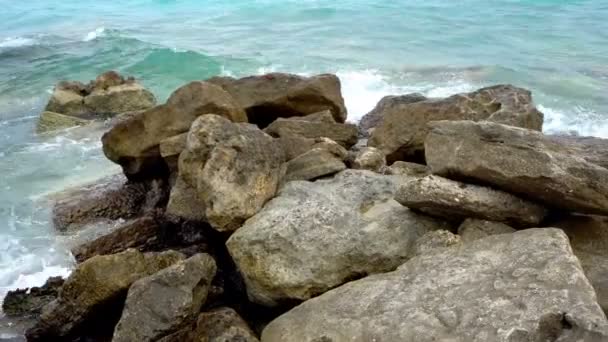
[83, 27, 106, 42]
[0, 37, 37, 49]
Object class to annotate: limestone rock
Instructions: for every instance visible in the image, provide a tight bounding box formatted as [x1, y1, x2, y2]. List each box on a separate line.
[166, 175, 207, 222]
[175, 114, 285, 232]
[2, 277, 64, 318]
[425, 120, 608, 215]
[191, 307, 259, 342]
[45, 86, 88, 117]
[112, 253, 217, 342]
[458, 218, 516, 243]
[26, 249, 185, 341]
[265, 117, 358, 149]
[283, 148, 346, 182]
[262, 229, 608, 342]
[368, 85, 544, 162]
[84, 82, 155, 115]
[159, 133, 187, 173]
[226, 170, 451, 306]
[395, 175, 547, 227]
[547, 134, 608, 169]
[386, 161, 430, 177]
[348, 146, 386, 172]
[358, 93, 427, 137]
[102, 81, 245, 179]
[208, 73, 347, 126]
[411, 230, 461, 257]
[36, 111, 91, 133]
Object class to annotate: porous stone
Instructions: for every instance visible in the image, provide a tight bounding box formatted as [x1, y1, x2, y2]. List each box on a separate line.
[458, 218, 516, 243]
[411, 230, 462, 257]
[264, 117, 358, 149]
[348, 146, 386, 172]
[36, 111, 91, 133]
[358, 93, 427, 137]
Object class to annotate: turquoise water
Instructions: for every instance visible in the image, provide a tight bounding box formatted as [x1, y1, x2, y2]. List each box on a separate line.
[0, 0, 607, 335]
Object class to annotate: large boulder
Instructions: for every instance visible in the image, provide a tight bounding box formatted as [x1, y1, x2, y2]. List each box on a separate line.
[174, 114, 285, 232]
[207, 73, 347, 126]
[261, 229, 608, 342]
[282, 147, 346, 182]
[368, 85, 544, 162]
[348, 146, 386, 173]
[457, 218, 516, 243]
[112, 253, 217, 342]
[26, 249, 184, 341]
[2, 277, 64, 318]
[548, 214, 608, 314]
[36, 111, 91, 133]
[226, 170, 451, 306]
[395, 175, 547, 227]
[425, 120, 608, 216]
[358, 93, 427, 137]
[102, 81, 246, 179]
[264, 117, 358, 149]
[547, 134, 608, 169]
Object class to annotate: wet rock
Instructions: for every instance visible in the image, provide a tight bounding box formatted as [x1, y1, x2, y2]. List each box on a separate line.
[26, 249, 185, 341]
[2, 277, 64, 318]
[112, 253, 217, 342]
[395, 175, 547, 227]
[348, 146, 386, 172]
[174, 114, 285, 232]
[208, 73, 347, 126]
[368, 85, 544, 162]
[358, 93, 427, 137]
[36, 111, 91, 133]
[262, 229, 608, 342]
[102, 81, 246, 179]
[264, 117, 358, 149]
[425, 120, 608, 216]
[227, 170, 451, 306]
[458, 218, 516, 243]
[411, 230, 461, 257]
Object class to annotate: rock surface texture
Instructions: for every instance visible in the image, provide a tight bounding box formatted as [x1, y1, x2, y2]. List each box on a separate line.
[264, 117, 358, 149]
[458, 218, 516, 243]
[262, 229, 608, 342]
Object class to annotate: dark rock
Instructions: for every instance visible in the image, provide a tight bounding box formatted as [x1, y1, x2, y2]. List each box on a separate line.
[2, 277, 64, 318]
[192, 307, 259, 342]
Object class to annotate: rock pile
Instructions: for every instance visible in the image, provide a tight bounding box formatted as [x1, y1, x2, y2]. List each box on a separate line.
[8, 71, 608, 341]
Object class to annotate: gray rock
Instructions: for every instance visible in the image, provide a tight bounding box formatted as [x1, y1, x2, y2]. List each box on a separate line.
[395, 175, 547, 227]
[165, 175, 207, 222]
[159, 133, 187, 173]
[425, 120, 608, 216]
[175, 114, 285, 232]
[208, 73, 347, 126]
[547, 134, 608, 169]
[358, 93, 427, 137]
[411, 230, 461, 257]
[283, 148, 346, 182]
[226, 170, 451, 306]
[458, 218, 516, 243]
[112, 253, 217, 342]
[386, 161, 430, 177]
[368, 85, 544, 162]
[349, 146, 386, 173]
[261, 229, 608, 342]
[264, 118, 358, 149]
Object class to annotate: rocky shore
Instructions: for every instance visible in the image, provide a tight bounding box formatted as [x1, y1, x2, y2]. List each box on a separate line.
[3, 71, 608, 341]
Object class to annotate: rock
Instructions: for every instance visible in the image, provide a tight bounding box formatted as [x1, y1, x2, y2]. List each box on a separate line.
[2, 277, 64, 318]
[44, 86, 88, 117]
[175, 114, 285, 232]
[264, 118, 358, 149]
[368, 85, 544, 162]
[84, 82, 156, 115]
[207, 73, 347, 126]
[348, 146, 386, 172]
[71, 216, 160, 263]
[547, 134, 608, 169]
[294, 110, 336, 123]
[283, 148, 346, 182]
[274, 135, 318, 161]
[547, 214, 608, 314]
[395, 175, 547, 227]
[358, 93, 427, 137]
[226, 170, 451, 306]
[261, 229, 608, 342]
[102, 81, 246, 179]
[411, 230, 461, 257]
[425, 120, 608, 216]
[166, 175, 207, 222]
[36, 111, 91, 133]
[191, 307, 259, 342]
[112, 253, 217, 342]
[386, 161, 430, 177]
[51, 174, 168, 232]
[26, 249, 184, 341]
[159, 133, 187, 173]
[458, 218, 516, 243]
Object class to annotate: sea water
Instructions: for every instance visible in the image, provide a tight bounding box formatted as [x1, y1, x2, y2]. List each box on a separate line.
[0, 0, 607, 335]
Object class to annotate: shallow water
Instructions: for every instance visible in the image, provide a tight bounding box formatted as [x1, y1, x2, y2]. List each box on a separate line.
[1, 0, 607, 336]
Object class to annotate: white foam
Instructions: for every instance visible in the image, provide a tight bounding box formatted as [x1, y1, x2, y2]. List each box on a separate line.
[83, 27, 106, 42]
[539, 104, 608, 138]
[0, 37, 37, 48]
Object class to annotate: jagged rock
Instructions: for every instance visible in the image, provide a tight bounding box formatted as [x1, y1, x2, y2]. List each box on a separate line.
[348, 146, 386, 172]
[26, 249, 184, 341]
[191, 307, 259, 342]
[2, 277, 64, 317]
[264, 117, 358, 149]
[36, 111, 91, 133]
[84, 82, 156, 115]
[166, 176, 207, 222]
[425, 120, 608, 216]
[358, 93, 427, 137]
[395, 175, 547, 227]
[207, 73, 347, 126]
[548, 214, 608, 314]
[386, 161, 429, 177]
[51, 174, 168, 231]
[368, 85, 544, 162]
[283, 148, 346, 182]
[102, 81, 246, 179]
[226, 170, 451, 306]
[547, 134, 608, 169]
[411, 230, 461, 257]
[458, 218, 516, 243]
[112, 254, 217, 342]
[261, 229, 608, 342]
[175, 114, 285, 232]
[44, 84, 88, 117]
